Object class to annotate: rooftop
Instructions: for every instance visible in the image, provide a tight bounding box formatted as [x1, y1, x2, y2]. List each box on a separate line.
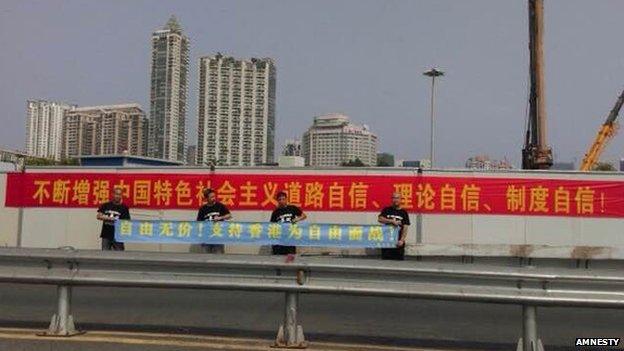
[79, 155, 184, 167]
[315, 113, 349, 121]
[164, 15, 182, 33]
[201, 53, 275, 65]
[72, 103, 143, 113]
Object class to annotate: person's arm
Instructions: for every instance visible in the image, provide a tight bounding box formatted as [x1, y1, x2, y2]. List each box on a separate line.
[216, 205, 232, 221]
[122, 207, 131, 220]
[216, 212, 232, 221]
[196, 207, 204, 221]
[377, 208, 388, 224]
[270, 210, 278, 223]
[377, 209, 401, 226]
[396, 212, 410, 247]
[290, 206, 304, 223]
[377, 215, 395, 225]
[397, 224, 409, 247]
[219, 213, 232, 221]
[292, 211, 306, 223]
[96, 205, 109, 221]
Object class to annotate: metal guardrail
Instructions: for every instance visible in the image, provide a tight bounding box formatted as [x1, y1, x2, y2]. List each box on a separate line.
[0, 248, 623, 350]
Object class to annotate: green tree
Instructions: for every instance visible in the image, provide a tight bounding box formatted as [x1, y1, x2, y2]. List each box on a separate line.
[59, 158, 79, 166]
[376, 153, 394, 167]
[24, 157, 79, 166]
[24, 157, 56, 166]
[341, 158, 366, 167]
[593, 162, 616, 171]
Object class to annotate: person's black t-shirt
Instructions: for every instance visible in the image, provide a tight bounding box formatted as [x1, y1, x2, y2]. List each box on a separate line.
[270, 205, 303, 223]
[97, 201, 130, 239]
[379, 206, 410, 260]
[270, 205, 303, 255]
[196, 202, 230, 221]
[380, 206, 411, 226]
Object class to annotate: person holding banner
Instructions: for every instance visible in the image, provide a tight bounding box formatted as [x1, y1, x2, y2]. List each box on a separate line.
[378, 192, 410, 260]
[270, 191, 307, 255]
[197, 188, 232, 253]
[96, 187, 130, 251]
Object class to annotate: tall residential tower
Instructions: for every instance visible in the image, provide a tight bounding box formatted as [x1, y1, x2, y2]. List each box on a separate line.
[196, 54, 276, 166]
[148, 15, 189, 162]
[25, 100, 75, 160]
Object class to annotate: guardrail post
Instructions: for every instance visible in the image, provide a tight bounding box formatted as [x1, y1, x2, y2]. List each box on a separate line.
[274, 292, 306, 348]
[517, 305, 544, 351]
[40, 285, 81, 336]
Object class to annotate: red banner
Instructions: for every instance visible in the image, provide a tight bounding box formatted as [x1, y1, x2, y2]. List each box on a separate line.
[5, 172, 624, 217]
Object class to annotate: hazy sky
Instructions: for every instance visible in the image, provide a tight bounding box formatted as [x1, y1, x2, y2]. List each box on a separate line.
[1, 0, 623, 167]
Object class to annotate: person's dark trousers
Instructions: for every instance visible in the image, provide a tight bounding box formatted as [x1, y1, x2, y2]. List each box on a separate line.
[201, 244, 225, 254]
[101, 238, 125, 251]
[381, 247, 404, 260]
[272, 245, 296, 255]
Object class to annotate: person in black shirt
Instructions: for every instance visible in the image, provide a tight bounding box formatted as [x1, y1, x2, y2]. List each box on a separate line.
[96, 187, 130, 251]
[197, 188, 232, 254]
[378, 192, 410, 260]
[270, 191, 307, 255]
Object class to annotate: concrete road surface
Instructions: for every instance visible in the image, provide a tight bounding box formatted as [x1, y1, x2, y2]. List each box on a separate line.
[0, 327, 476, 351]
[0, 283, 622, 350]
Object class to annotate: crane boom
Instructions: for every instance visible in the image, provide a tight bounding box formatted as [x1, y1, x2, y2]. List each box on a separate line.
[579, 90, 624, 171]
[522, 0, 553, 169]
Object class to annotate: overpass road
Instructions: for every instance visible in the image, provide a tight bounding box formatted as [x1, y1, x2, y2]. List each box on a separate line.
[0, 283, 622, 350]
[0, 327, 478, 351]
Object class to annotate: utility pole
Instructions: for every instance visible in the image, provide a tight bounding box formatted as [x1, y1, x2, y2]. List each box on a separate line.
[522, 0, 553, 169]
[423, 68, 444, 168]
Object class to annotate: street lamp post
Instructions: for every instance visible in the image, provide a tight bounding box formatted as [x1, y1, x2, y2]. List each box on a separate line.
[423, 68, 444, 168]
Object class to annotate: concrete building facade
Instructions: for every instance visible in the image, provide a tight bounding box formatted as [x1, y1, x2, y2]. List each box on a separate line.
[186, 145, 197, 166]
[25, 100, 75, 160]
[196, 54, 276, 166]
[465, 155, 513, 170]
[61, 104, 148, 158]
[282, 139, 301, 157]
[148, 15, 189, 162]
[398, 159, 431, 168]
[302, 113, 377, 167]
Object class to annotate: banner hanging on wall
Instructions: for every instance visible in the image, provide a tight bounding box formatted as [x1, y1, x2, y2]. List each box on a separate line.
[114, 220, 399, 248]
[6, 172, 624, 218]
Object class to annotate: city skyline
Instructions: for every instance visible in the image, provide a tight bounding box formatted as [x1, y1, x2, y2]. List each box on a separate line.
[2, 1, 624, 168]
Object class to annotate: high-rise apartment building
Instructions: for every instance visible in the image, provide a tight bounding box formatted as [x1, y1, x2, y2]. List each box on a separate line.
[196, 54, 276, 166]
[282, 139, 301, 157]
[465, 155, 512, 170]
[149, 15, 189, 162]
[302, 113, 377, 167]
[25, 100, 75, 160]
[186, 145, 197, 165]
[61, 104, 148, 158]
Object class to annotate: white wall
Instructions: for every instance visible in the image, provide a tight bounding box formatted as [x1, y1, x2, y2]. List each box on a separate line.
[0, 174, 18, 246]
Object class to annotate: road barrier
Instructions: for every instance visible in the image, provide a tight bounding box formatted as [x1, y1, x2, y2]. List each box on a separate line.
[0, 248, 623, 350]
